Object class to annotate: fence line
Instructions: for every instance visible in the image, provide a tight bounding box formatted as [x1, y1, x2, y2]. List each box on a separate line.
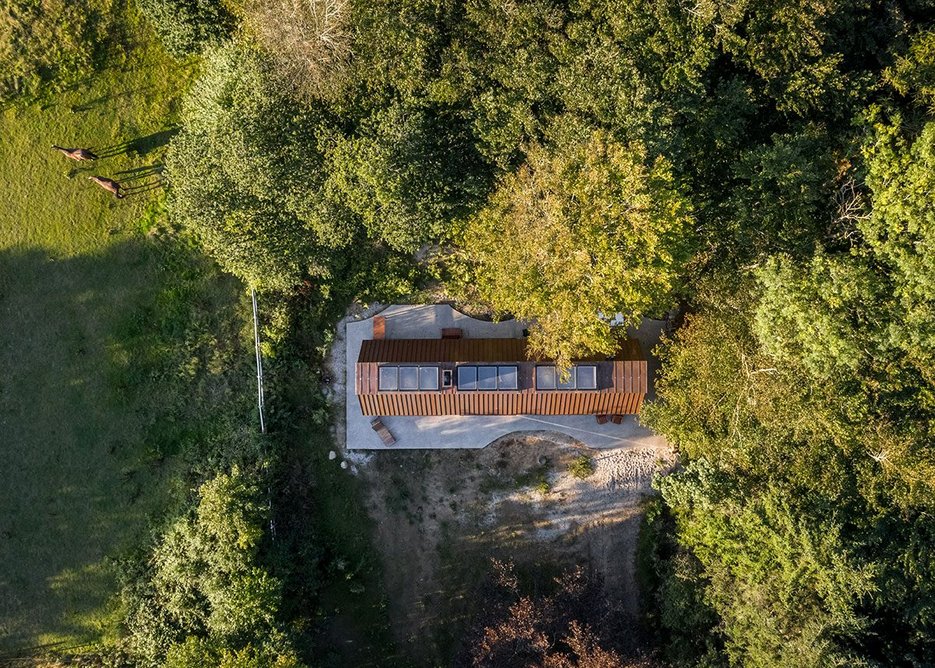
[251, 288, 266, 434]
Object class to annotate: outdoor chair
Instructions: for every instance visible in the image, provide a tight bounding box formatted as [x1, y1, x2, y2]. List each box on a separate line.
[370, 417, 397, 446]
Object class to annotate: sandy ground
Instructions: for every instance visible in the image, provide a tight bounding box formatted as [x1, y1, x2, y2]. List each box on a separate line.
[357, 434, 675, 664]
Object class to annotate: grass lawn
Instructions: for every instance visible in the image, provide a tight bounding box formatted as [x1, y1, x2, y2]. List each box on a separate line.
[0, 27, 254, 656]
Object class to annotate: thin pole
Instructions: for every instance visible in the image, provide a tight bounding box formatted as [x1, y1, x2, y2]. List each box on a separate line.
[251, 288, 266, 434]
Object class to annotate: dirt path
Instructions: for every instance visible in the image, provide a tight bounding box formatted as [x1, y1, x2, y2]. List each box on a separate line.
[358, 434, 675, 664]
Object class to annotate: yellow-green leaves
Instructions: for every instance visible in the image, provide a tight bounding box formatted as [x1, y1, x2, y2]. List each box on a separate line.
[462, 125, 692, 368]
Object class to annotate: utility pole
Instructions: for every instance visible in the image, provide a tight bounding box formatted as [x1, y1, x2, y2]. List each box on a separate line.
[251, 288, 266, 434]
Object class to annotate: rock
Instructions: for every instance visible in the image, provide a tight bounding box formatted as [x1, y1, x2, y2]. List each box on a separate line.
[340, 461, 348, 470]
[328, 450, 337, 460]
[350, 465, 359, 476]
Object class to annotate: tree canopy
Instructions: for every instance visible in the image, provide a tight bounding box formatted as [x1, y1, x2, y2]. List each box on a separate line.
[30, 0, 929, 663]
[461, 124, 692, 367]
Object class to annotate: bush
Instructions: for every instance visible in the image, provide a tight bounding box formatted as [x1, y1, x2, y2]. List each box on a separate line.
[137, 0, 236, 57]
[167, 44, 351, 291]
[569, 454, 595, 479]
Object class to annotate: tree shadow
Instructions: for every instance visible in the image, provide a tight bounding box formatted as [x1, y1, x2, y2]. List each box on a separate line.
[69, 86, 155, 113]
[93, 126, 179, 159]
[115, 163, 164, 182]
[0, 243, 173, 654]
[0, 241, 247, 655]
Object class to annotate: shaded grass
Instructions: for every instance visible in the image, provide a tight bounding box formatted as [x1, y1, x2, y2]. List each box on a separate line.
[269, 350, 401, 667]
[0, 24, 254, 657]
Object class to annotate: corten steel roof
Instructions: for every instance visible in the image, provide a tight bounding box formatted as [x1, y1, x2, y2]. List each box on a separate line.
[357, 337, 643, 363]
[355, 338, 647, 417]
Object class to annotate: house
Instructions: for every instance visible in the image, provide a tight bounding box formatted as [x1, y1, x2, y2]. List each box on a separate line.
[355, 320, 647, 417]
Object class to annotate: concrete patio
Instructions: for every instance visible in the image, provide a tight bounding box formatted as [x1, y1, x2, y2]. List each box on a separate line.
[344, 305, 669, 450]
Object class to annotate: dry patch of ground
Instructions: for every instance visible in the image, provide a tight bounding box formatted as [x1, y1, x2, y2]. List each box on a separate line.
[357, 434, 675, 663]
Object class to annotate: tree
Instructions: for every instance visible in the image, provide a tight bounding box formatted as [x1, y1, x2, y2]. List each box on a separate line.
[241, 0, 351, 99]
[459, 560, 651, 668]
[137, 0, 236, 57]
[657, 462, 876, 668]
[124, 466, 297, 665]
[460, 122, 692, 368]
[325, 102, 490, 251]
[861, 114, 935, 387]
[885, 29, 935, 113]
[167, 44, 353, 291]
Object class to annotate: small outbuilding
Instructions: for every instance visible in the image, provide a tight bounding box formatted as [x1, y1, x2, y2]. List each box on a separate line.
[355, 334, 647, 417]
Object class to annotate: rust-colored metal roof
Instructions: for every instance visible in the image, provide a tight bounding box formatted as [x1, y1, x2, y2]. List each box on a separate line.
[358, 337, 644, 364]
[358, 338, 529, 363]
[355, 338, 647, 417]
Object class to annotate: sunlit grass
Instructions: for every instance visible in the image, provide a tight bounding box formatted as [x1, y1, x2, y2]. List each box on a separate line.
[0, 23, 251, 656]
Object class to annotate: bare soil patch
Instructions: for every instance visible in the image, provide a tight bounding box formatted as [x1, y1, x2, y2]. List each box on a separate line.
[359, 434, 675, 664]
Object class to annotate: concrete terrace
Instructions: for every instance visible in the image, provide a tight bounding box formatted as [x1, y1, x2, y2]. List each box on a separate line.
[344, 304, 669, 450]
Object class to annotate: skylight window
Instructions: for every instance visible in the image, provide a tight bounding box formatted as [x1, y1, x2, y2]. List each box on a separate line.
[420, 366, 439, 390]
[457, 365, 520, 391]
[536, 365, 598, 390]
[498, 366, 518, 390]
[378, 366, 398, 391]
[458, 366, 477, 390]
[399, 366, 419, 390]
[378, 366, 441, 391]
[477, 366, 498, 390]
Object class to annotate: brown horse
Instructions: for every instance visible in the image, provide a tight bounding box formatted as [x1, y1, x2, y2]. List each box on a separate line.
[52, 145, 98, 161]
[87, 175, 125, 199]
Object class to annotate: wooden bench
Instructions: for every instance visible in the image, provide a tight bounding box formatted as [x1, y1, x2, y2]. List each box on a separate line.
[370, 417, 396, 446]
[441, 327, 463, 339]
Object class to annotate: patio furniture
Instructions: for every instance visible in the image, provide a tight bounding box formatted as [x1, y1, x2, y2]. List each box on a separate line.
[441, 327, 463, 339]
[370, 417, 397, 445]
[610, 414, 623, 425]
[596, 414, 609, 424]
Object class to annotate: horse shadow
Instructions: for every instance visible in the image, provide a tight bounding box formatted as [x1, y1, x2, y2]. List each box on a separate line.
[115, 164, 164, 182]
[122, 179, 166, 197]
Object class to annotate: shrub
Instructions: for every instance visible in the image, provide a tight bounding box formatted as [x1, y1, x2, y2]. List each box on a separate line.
[569, 454, 595, 479]
[137, 0, 236, 57]
[167, 44, 351, 291]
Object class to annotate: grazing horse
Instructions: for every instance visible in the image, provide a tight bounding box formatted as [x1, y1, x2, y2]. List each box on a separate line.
[87, 176, 125, 199]
[52, 145, 98, 161]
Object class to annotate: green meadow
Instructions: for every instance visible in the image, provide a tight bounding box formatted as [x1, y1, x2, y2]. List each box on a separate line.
[0, 32, 253, 656]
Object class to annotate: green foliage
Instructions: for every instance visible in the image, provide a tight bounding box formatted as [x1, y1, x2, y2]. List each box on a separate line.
[658, 462, 876, 667]
[636, 497, 725, 666]
[124, 466, 298, 665]
[754, 251, 891, 379]
[460, 123, 692, 368]
[325, 102, 490, 250]
[568, 455, 595, 480]
[0, 0, 121, 102]
[886, 29, 935, 112]
[137, 0, 236, 57]
[644, 273, 935, 664]
[168, 44, 351, 291]
[861, 115, 935, 386]
[164, 635, 304, 668]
